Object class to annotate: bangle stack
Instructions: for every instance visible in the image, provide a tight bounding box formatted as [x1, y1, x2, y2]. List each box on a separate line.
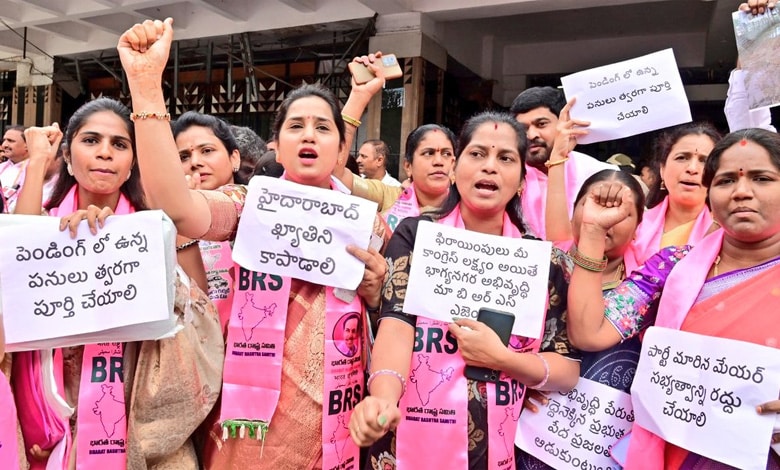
[569, 245, 608, 272]
[130, 111, 171, 122]
[544, 157, 569, 168]
[367, 369, 406, 397]
[176, 239, 200, 251]
[341, 113, 362, 128]
[528, 353, 550, 390]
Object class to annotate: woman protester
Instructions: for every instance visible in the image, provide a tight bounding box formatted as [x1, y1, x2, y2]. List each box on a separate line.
[627, 123, 721, 265]
[517, 168, 646, 469]
[568, 127, 780, 469]
[118, 18, 388, 468]
[349, 111, 580, 469]
[174, 111, 244, 328]
[11, 97, 224, 468]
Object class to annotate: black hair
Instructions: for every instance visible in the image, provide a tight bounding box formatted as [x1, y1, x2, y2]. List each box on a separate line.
[703, 128, 780, 187]
[509, 87, 566, 117]
[574, 169, 646, 224]
[272, 84, 346, 147]
[404, 124, 457, 164]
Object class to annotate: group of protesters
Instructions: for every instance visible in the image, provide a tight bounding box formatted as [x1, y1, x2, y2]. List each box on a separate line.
[0, 1, 779, 469]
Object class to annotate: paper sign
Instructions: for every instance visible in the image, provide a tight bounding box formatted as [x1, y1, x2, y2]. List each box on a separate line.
[232, 176, 378, 290]
[561, 49, 692, 144]
[0, 211, 176, 350]
[632, 327, 780, 470]
[403, 221, 551, 338]
[732, 9, 780, 110]
[516, 378, 632, 470]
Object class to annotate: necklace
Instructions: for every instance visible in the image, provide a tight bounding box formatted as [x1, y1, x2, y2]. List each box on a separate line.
[601, 261, 626, 291]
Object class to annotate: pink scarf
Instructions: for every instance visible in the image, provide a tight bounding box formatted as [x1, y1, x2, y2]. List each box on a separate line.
[395, 206, 542, 470]
[625, 229, 724, 469]
[14, 185, 132, 469]
[218, 177, 364, 469]
[522, 151, 614, 239]
[625, 197, 712, 269]
[383, 184, 421, 232]
[0, 370, 20, 467]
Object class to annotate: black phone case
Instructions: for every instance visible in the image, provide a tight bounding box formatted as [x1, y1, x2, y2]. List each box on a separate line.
[464, 308, 515, 383]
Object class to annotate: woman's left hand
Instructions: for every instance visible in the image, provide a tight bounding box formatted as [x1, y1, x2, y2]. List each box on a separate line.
[757, 399, 780, 444]
[449, 318, 507, 370]
[59, 205, 114, 238]
[347, 245, 387, 309]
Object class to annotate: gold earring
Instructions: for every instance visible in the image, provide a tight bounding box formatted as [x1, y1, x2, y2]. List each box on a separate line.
[66, 162, 74, 176]
[232, 166, 239, 173]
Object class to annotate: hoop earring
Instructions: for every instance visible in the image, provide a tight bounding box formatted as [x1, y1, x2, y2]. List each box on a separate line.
[66, 162, 74, 176]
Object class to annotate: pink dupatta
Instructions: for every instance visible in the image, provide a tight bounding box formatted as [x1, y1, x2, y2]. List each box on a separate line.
[625, 230, 723, 469]
[624, 197, 712, 269]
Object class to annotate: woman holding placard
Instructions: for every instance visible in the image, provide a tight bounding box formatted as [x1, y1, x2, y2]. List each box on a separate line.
[117, 18, 388, 469]
[349, 110, 581, 469]
[9, 97, 224, 468]
[568, 127, 780, 469]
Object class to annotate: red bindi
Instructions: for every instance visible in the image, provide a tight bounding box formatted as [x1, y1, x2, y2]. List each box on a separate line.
[738, 168, 744, 177]
[740, 139, 748, 146]
[494, 123, 498, 130]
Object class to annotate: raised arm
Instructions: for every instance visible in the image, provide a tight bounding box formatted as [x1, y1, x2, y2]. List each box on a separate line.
[544, 98, 590, 242]
[566, 182, 632, 351]
[117, 19, 214, 238]
[14, 124, 62, 215]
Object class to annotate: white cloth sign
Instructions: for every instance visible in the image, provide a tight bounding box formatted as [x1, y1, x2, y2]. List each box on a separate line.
[403, 221, 551, 338]
[515, 378, 632, 470]
[232, 176, 378, 290]
[732, 9, 780, 110]
[561, 49, 691, 144]
[632, 327, 780, 470]
[0, 211, 178, 351]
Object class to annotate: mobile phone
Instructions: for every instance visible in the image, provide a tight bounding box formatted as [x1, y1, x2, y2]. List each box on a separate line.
[348, 54, 403, 84]
[463, 308, 516, 383]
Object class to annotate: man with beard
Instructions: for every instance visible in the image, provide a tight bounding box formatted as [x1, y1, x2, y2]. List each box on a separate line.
[510, 87, 614, 239]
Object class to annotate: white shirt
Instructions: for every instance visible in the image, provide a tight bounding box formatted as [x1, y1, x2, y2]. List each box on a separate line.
[380, 171, 401, 187]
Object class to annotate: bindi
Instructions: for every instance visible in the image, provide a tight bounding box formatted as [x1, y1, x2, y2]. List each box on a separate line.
[494, 123, 498, 130]
[740, 139, 748, 146]
[738, 168, 745, 177]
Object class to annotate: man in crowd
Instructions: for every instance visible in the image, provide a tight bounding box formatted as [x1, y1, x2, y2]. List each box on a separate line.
[356, 139, 401, 187]
[0, 125, 28, 212]
[511, 87, 614, 239]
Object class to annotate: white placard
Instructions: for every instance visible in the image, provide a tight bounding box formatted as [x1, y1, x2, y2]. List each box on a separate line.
[403, 221, 551, 338]
[561, 49, 692, 144]
[232, 176, 378, 290]
[632, 327, 780, 470]
[0, 211, 175, 348]
[516, 378, 632, 470]
[732, 9, 780, 110]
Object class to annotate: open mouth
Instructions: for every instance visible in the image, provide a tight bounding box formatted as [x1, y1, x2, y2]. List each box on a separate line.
[475, 180, 498, 191]
[299, 150, 318, 159]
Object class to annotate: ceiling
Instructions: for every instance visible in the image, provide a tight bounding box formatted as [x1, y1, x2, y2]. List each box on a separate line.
[0, 0, 745, 105]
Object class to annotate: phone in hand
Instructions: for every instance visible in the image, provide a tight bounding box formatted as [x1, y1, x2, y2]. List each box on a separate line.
[463, 308, 516, 383]
[348, 54, 403, 84]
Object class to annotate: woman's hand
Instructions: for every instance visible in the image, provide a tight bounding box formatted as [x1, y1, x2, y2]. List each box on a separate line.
[523, 389, 550, 413]
[59, 205, 114, 238]
[448, 318, 508, 370]
[347, 245, 387, 309]
[580, 182, 634, 233]
[349, 396, 400, 447]
[740, 0, 775, 15]
[117, 18, 174, 85]
[757, 399, 780, 444]
[24, 124, 62, 167]
[349, 51, 388, 100]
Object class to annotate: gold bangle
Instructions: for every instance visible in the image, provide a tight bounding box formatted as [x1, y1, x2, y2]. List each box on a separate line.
[341, 113, 361, 128]
[130, 111, 171, 122]
[569, 245, 608, 272]
[544, 157, 569, 168]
